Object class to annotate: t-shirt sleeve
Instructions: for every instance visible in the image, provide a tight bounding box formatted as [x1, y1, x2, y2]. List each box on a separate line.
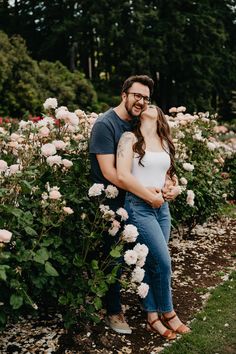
[89, 121, 115, 154]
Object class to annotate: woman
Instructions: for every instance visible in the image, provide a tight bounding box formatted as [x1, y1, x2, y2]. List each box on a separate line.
[117, 105, 191, 340]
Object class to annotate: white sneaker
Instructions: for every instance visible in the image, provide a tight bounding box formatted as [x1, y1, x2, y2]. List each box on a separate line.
[105, 312, 132, 334]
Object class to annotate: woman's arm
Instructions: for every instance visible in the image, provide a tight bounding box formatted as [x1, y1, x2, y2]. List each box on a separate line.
[116, 132, 164, 207]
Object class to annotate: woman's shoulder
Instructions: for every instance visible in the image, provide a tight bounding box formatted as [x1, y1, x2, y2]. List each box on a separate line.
[120, 131, 137, 142]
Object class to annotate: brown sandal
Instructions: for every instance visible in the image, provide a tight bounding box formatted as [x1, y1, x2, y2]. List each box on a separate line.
[147, 318, 176, 340]
[161, 312, 191, 334]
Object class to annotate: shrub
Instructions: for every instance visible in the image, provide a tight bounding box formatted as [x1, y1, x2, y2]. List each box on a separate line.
[167, 108, 234, 235]
[0, 31, 97, 117]
[0, 100, 148, 330]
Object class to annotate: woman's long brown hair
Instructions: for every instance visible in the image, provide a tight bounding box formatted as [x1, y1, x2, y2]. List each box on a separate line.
[133, 106, 176, 177]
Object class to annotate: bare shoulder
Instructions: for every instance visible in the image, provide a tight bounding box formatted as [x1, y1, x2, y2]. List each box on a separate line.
[117, 132, 136, 158]
[119, 131, 136, 143]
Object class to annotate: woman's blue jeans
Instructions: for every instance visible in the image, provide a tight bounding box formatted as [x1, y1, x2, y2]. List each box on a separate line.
[125, 192, 174, 313]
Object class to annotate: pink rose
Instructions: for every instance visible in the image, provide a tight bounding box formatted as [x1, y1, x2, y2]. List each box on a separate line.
[0, 229, 12, 243]
[49, 190, 62, 200]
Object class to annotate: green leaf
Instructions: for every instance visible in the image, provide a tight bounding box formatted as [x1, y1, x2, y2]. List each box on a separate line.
[0, 310, 7, 326]
[94, 296, 102, 310]
[73, 254, 84, 268]
[91, 259, 99, 270]
[10, 294, 23, 309]
[33, 248, 49, 264]
[110, 245, 123, 258]
[24, 226, 37, 236]
[45, 261, 59, 276]
[20, 180, 32, 192]
[10, 208, 24, 218]
[0, 265, 10, 281]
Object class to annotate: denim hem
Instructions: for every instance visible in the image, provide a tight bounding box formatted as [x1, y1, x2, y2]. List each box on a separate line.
[143, 306, 174, 313]
[106, 308, 122, 316]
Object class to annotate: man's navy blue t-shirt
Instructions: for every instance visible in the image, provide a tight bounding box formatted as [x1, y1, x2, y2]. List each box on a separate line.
[89, 108, 132, 208]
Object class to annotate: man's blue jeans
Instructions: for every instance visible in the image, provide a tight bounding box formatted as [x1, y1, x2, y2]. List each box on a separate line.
[103, 197, 124, 316]
[125, 192, 174, 313]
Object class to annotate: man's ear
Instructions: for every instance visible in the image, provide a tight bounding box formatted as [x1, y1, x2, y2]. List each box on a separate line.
[121, 92, 127, 101]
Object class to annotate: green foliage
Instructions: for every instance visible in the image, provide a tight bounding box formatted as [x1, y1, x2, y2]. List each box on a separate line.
[0, 100, 234, 330]
[0, 31, 97, 117]
[1, 1, 236, 118]
[224, 153, 236, 200]
[168, 110, 233, 234]
[38, 61, 97, 112]
[0, 102, 143, 330]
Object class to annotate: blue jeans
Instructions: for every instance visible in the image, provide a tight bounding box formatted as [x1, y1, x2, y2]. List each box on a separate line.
[125, 192, 174, 313]
[103, 197, 124, 316]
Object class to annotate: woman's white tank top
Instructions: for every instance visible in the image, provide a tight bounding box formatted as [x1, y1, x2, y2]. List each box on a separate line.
[132, 150, 171, 189]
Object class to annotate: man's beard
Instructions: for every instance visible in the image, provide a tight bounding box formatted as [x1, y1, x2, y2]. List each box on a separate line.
[125, 102, 143, 118]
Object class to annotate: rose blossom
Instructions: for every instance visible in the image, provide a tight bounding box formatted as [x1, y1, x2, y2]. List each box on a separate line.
[207, 142, 216, 151]
[74, 109, 86, 118]
[136, 256, 146, 268]
[38, 126, 50, 137]
[0, 160, 8, 172]
[183, 162, 194, 172]
[43, 97, 58, 110]
[186, 190, 195, 207]
[67, 112, 79, 126]
[62, 159, 73, 168]
[102, 209, 115, 220]
[0, 229, 12, 243]
[10, 133, 21, 142]
[122, 224, 139, 243]
[46, 155, 62, 166]
[108, 220, 121, 236]
[9, 164, 21, 175]
[124, 250, 138, 265]
[137, 282, 149, 298]
[41, 143, 57, 157]
[177, 106, 186, 113]
[49, 190, 62, 200]
[169, 107, 177, 113]
[63, 206, 74, 214]
[116, 207, 129, 221]
[180, 177, 188, 185]
[52, 140, 67, 150]
[88, 183, 104, 197]
[133, 243, 149, 258]
[131, 267, 145, 283]
[105, 185, 119, 199]
[37, 116, 55, 128]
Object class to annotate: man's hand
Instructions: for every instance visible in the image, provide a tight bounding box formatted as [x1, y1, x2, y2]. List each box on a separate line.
[162, 185, 181, 201]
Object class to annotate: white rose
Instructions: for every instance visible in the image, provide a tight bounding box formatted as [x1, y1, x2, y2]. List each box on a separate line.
[43, 98, 58, 110]
[41, 143, 57, 157]
[0, 229, 12, 243]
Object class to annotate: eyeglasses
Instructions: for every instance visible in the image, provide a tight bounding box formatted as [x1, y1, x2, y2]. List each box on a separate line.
[127, 92, 151, 104]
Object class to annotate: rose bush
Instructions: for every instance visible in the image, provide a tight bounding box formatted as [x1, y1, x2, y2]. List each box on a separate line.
[166, 107, 234, 235]
[0, 101, 234, 330]
[0, 100, 148, 330]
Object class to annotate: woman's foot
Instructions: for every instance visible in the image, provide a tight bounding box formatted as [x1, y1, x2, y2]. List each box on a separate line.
[161, 312, 191, 334]
[147, 317, 176, 340]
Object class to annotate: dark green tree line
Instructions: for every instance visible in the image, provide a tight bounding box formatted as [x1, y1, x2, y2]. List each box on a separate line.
[0, 0, 236, 117]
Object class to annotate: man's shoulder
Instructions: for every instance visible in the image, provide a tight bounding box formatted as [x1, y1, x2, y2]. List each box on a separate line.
[95, 108, 117, 125]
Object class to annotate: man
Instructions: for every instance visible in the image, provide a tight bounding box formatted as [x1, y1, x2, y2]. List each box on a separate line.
[89, 75, 164, 334]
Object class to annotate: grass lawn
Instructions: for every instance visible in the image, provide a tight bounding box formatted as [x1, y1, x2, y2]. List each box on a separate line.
[163, 271, 236, 354]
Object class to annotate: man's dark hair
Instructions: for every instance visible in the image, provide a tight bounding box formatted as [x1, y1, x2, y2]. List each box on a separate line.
[121, 75, 154, 96]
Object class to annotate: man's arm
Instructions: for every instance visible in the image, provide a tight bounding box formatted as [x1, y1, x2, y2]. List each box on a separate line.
[96, 154, 125, 189]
